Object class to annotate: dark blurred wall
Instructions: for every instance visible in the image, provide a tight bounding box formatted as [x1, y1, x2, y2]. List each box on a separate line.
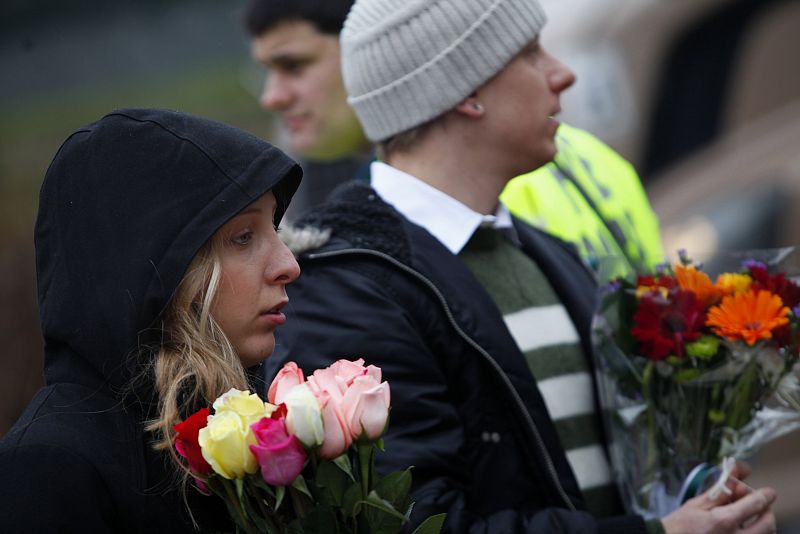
[0, 238, 41, 435]
[0, 0, 267, 436]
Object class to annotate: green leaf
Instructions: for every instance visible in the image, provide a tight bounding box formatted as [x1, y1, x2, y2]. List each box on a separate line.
[301, 506, 341, 534]
[235, 477, 245, 500]
[362, 491, 407, 519]
[275, 485, 286, 511]
[411, 513, 447, 534]
[665, 355, 683, 366]
[333, 454, 356, 481]
[686, 335, 720, 359]
[675, 368, 702, 383]
[251, 474, 277, 498]
[316, 460, 351, 507]
[362, 491, 407, 534]
[292, 475, 314, 500]
[708, 409, 726, 423]
[373, 469, 412, 512]
[343, 483, 362, 517]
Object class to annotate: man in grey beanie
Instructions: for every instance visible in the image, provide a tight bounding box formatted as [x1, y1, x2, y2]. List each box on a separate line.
[269, 0, 778, 532]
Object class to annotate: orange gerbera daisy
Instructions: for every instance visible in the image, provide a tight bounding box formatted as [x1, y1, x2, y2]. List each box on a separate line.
[675, 264, 722, 305]
[707, 290, 790, 345]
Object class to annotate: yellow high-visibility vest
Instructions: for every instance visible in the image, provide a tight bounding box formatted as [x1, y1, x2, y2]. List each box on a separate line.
[501, 123, 664, 277]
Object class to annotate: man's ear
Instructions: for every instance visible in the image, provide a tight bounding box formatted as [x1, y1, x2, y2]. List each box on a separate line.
[455, 96, 485, 118]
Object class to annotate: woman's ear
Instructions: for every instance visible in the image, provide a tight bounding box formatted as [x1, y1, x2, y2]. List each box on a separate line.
[455, 96, 485, 118]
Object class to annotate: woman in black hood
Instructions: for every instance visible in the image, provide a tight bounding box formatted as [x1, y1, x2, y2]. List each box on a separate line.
[0, 108, 302, 532]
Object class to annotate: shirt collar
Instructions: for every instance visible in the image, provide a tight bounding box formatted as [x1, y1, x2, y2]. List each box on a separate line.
[371, 161, 513, 254]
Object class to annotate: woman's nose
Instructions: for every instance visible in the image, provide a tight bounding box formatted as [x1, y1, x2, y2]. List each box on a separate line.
[268, 239, 300, 285]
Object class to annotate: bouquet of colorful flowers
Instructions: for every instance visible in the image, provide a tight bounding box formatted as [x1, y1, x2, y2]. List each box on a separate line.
[592, 249, 800, 518]
[172, 358, 445, 533]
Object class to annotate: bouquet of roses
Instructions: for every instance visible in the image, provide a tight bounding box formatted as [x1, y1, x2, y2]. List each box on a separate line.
[172, 358, 445, 533]
[592, 249, 800, 518]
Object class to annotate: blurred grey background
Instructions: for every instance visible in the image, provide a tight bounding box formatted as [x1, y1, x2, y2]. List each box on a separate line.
[1, 0, 798, 528]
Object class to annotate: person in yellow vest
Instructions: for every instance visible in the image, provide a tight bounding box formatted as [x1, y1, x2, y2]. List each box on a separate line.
[243, 0, 664, 275]
[502, 123, 664, 275]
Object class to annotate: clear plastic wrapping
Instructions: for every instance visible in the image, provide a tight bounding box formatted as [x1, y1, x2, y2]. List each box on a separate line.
[591, 248, 800, 517]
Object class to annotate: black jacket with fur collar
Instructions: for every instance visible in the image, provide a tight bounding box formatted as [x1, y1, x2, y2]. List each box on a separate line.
[271, 181, 647, 534]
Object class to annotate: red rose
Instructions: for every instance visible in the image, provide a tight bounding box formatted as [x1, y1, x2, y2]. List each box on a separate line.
[173, 407, 212, 475]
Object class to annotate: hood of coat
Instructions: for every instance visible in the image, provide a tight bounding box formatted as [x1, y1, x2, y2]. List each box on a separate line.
[35, 108, 301, 393]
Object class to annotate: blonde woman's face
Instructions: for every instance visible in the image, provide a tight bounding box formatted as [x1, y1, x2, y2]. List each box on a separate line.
[210, 192, 300, 368]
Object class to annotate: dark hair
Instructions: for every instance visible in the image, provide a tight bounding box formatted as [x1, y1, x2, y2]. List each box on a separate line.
[242, 0, 354, 37]
[377, 119, 437, 161]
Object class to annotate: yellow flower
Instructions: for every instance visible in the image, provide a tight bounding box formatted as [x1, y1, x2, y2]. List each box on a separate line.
[715, 273, 752, 296]
[636, 286, 669, 299]
[213, 388, 268, 418]
[707, 290, 789, 346]
[199, 389, 271, 479]
[199, 410, 259, 479]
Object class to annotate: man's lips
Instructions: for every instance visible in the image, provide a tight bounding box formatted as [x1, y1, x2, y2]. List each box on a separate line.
[282, 114, 307, 132]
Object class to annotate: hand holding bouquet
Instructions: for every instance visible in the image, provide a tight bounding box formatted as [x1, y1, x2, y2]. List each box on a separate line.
[592, 250, 800, 517]
[172, 358, 445, 533]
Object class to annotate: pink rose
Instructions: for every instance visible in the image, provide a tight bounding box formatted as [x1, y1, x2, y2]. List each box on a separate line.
[316, 391, 353, 459]
[342, 375, 391, 441]
[328, 358, 371, 384]
[249, 417, 307, 486]
[307, 366, 347, 403]
[307, 358, 379, 401]
[306, 358, 391, 448]
[268, 362, 305, 404]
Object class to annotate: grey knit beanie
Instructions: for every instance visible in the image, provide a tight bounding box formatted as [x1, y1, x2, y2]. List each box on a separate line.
[341, 0, 547, 142]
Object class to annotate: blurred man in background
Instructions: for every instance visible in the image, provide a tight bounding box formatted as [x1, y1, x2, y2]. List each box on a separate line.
[243, 0, 371, 218]
[242, 0, 664, 274]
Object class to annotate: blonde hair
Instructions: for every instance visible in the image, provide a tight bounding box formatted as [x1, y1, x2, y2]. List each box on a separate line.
[146, 236, 248, 463]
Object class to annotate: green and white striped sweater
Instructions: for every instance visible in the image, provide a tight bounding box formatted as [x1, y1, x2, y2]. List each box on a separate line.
[459, 226, 621, 517]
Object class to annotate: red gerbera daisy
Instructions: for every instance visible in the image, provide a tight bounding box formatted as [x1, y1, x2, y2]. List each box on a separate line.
[749, 266, 800, 309]
[631, 290, 708, 361]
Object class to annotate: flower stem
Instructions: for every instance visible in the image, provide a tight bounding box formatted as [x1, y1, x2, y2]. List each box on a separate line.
[728, 359, 759, 431]
[221, 478, 260, 534]
[643, 362, 658, 475]
[358, 443, 372, 499]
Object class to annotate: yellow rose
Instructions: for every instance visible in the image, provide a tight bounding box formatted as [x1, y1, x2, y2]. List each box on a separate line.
[199, 389, 271, 479]
[198, 410, 257, 479]
[213, 388, 268, 418]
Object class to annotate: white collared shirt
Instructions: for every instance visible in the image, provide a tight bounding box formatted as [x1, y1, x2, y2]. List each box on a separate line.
[370, 161, 513, 254]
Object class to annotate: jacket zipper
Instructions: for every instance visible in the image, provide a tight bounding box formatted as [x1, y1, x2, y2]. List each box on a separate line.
[306, 247, 578, 512]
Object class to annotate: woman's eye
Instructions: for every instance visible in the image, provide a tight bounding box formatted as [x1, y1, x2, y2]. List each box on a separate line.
[231, 231, 253, 246]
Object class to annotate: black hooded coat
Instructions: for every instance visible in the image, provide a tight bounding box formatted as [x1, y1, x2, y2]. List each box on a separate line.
[0, 109, 301, 532]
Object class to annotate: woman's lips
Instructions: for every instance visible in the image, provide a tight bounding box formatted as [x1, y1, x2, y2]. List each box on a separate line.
[260, 310, 287, 325]
[260, 301, 288, 325]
